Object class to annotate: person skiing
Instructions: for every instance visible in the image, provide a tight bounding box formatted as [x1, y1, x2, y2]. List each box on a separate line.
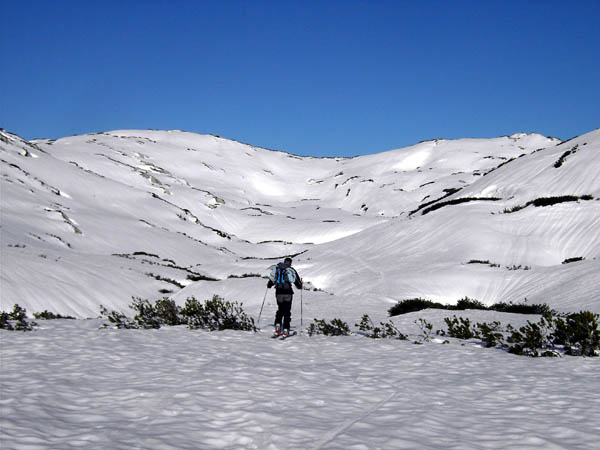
[267, 257, 302, 336]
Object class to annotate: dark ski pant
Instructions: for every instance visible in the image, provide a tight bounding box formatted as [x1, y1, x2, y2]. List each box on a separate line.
[274, 294, 293, 330]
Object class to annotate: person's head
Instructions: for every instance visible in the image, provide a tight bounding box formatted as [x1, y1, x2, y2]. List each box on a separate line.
[284, 257, 293, 266]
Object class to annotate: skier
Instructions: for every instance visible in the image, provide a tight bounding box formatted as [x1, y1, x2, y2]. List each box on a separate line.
[267, 257, 302, 337]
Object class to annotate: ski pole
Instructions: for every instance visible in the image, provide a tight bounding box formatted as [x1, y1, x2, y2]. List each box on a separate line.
[300, 286, 303, 327]
[257, 287, 269, 327]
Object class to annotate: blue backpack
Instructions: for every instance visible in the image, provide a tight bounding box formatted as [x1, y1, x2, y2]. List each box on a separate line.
[268, 263, 297, 288]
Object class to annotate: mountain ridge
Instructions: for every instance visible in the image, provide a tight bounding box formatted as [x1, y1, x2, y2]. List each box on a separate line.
[1, 127, 598, 318]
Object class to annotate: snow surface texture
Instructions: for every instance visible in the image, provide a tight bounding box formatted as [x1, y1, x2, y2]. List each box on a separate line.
[2, 315, 600, 450]
[1, 128, 598, 317]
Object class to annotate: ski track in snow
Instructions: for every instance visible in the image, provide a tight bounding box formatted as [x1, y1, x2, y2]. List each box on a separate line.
[2, 320, 599, 450]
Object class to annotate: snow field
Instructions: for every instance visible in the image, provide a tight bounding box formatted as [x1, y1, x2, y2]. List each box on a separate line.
[2, 317, 599, 450]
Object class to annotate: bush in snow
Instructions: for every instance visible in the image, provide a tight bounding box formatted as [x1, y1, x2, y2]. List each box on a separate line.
[154, 298, 183, 326]
[33, 310, 76, 320]
[388, 298, 445, 316]
[356, 314, 407, 340]
[307, 318, 351, 336]
[130, 298, 162, 329]
[130, 297, 184, 328]
[180, 295, 256, 331]
[506, 313, 556, 357]
[489, 301, 552, 315]
[475, 321, 504, 348]
[414, 318, 435, 342]
[561, 257, 585, 264]
[454, 297, 487, 310]
[552, 311, 599, 357]
[1, 311, 14, 330]
[99, 305, 138, 329]
[0, 304, 37, 331]
[443, 316, 477, 340]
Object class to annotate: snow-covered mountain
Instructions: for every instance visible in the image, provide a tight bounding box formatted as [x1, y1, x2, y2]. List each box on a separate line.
[1, 127, 598, 318]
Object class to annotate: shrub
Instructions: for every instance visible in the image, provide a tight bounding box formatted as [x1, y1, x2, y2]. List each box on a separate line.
[154, 298, 182, 326]
[444, 316, 477, 340]
[130, 298, 162, 329]
[8, 304, 27, 321]
[420, 197, 501, 215]
[99, 305, 138, 329]
[454, 297, 487, 310]
[33, 310, 76, 320]
[553, 311, 599, 356]
[228, 273, 262, 279]
[356, 314, 407, 339]
[180, 295, 256, 331]
[532, 196, 580, 207]
[307, 318, 350, 336]
[388, 298, 445, 316]
[1, 311, 14, 330]
[467, 260, 501, 267]
[186, 273, 219, 282]
[475, 321, 504, 348]
[1, 304, 36, 331]
[507, 313, 555, 357]
[490, 301, 552, 315]
[415, 318, 435, 342]
[562, 257, 585, 264]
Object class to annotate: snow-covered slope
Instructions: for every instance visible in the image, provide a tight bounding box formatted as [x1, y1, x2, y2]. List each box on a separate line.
[1, 128, 598, 318]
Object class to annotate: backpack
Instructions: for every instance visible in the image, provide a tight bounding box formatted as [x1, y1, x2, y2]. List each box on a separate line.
[268, 263, 296, 289]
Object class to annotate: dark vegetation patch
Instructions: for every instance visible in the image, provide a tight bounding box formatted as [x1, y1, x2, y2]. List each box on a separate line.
[146, 272, 185, 288]
[503, 195, 594, 213]
[228, 273, 263, 279]
[33, 310, 76, 320]
[100, 296, 256, 331]
[388, 297, 553, 316]
[408, 187, 462, 216]
[467, 260, 501, 268]
[562, 257, 585, 264]
[186, 273, 219, 281]
[420, 197, 501, 216]
[437, 311, 599, 357]
[554, 145, 579, 168]
[307, 318, 351, 336]
[1, 304, 37, 331]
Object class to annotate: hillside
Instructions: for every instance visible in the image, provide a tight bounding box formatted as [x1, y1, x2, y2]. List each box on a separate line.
[1, 128, 598, 319]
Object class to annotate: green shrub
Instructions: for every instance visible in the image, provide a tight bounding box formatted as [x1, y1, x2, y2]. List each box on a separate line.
[8, 304, 27, 321]
[99, 305, 138, 329]
[1, 311, 14, 330]
[307, 318, 350, 336]
[444, 316, 477, 339]
[454, 297, 487, 310]
[490, 301, 552, 315]
[154, 298, 182, 326]
[1, 304, 36, 331]
[388, 298, 445, 316]
[553, 311, 599, 356]
[415, 318, 435, 342]
[475, 321, 504, 348]
[356, 314, 407, 339]
[180, 295, 256, 331]
[562, 257, 585, 264]
[33, 310, 76, 320]
[507, 313, 554, 357]
[228, 273, 262, 279]
[130, 298, 162, 329]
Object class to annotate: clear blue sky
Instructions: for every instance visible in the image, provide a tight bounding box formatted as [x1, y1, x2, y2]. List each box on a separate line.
[1, 0, 599, 157]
